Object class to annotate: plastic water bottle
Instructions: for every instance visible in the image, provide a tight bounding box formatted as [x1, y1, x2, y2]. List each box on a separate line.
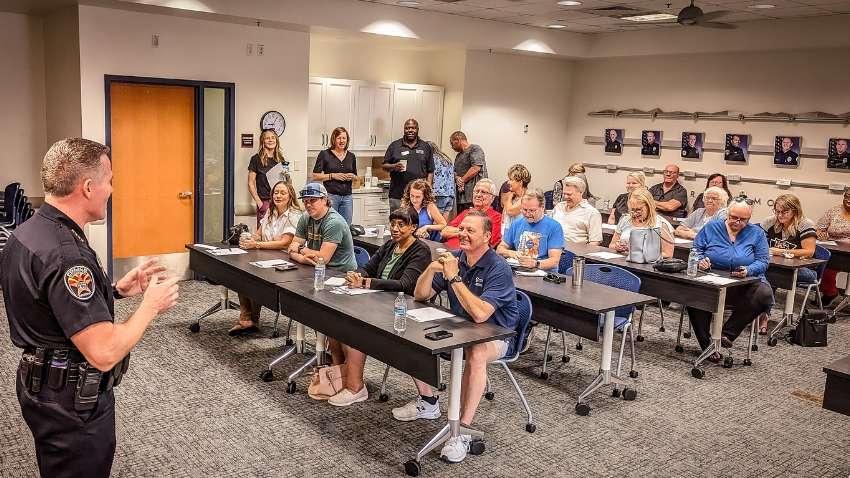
[603, 195, 610, 209]
[394, 292, 407, 333]
[687, 248, 699, 277]
[314, 257, 325, 290]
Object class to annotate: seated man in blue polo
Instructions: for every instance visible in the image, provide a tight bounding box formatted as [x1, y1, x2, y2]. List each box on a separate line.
[397, 209, 519, 464]
[496, 187, 564, 272]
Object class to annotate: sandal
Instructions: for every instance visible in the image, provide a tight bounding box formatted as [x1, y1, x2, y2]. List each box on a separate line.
[758, 327, 768, 336]
[228, 321, 260, 336]
[707, 352, 722, 363]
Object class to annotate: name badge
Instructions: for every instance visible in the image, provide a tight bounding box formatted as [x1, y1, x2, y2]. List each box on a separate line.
[416, 149, 424, 154]
[400, 151, 409, 156]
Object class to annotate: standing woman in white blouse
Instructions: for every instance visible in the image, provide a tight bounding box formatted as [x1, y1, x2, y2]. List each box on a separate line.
[229, 181, 304, 335]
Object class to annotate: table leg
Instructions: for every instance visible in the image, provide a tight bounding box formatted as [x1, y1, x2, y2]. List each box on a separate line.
[575, 311, 630, 415]
[829, 273, 850, 320]
[189, 285, 239, 333]
[692, 287, 727, 378]
[769, 269, 798, 340]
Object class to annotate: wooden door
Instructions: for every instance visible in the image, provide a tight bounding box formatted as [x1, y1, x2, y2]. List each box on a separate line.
[110, 83, 195, 258]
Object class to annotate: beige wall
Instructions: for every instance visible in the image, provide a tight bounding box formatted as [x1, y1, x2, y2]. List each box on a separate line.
[0, 12, 47, 195]
[460, 50, 574, 191]
[77, 5, 310, 258]
[565, 48, 850, 222]
[43, 7, 82, 147]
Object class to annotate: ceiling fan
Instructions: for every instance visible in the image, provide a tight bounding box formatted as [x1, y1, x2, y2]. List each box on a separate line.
[674, 0, 736, 29]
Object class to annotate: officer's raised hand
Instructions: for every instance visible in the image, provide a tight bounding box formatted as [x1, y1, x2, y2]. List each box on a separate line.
[141, 277, 180, 316]
[115, 257, 168, 298]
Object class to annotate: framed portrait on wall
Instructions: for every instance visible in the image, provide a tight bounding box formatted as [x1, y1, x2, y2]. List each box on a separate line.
[774, 136, 800, 166]
[641, 131, 661, 156]
[827, 138, 850, 169]
[681, 132, 703, 159]
[605, 129, 624, 154]
[724, 134, 748, 162]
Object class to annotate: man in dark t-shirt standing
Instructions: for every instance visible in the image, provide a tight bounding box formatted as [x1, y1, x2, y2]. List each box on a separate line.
[383, 119, 433, 212]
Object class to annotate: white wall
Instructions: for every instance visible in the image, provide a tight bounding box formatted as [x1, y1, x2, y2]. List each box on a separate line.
[43, 7, 82, 147]
[565, 48, 850, 222]
[77, 5, 310, 259]
[460, 50, 574, 191]
[0, 12, 47, 196]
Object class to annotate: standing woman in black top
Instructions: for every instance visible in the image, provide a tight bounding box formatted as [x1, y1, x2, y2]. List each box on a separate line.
[248, 129, 289, 228]
[313, 126, 357, 225]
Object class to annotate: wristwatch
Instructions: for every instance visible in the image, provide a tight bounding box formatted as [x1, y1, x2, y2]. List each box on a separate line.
[535, 260, 540, 269]
[782, 249, 793, 259]
[297, 244, 306, 254]
[450, 275, 463, 284]
[112, 284, 124, 300]
[256, 241, 261, 250]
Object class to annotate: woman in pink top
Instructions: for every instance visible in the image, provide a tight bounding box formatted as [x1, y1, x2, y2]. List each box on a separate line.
[815, 189, 850, 304]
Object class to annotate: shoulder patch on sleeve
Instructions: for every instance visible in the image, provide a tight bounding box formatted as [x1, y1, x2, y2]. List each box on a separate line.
[64, 265, 96, 301]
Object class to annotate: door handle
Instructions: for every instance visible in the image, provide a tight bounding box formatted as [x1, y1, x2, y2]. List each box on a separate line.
[179, 190, 193, 198]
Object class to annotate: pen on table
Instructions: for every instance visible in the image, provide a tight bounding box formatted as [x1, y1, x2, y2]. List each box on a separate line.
[423, 324, 440, 331]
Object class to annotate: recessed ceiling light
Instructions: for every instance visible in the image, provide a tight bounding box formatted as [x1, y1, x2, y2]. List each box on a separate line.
[546, 24, 567, 28]
[417, 45, 425, 49]
[557, 1, 582, 5]
[397, 1, 420, 5]
[621, 13, 678, 21]
[747, 3, 775, 8]
[337, 37, 347, 41]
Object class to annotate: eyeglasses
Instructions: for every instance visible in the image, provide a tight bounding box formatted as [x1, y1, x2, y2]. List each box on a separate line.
[628, 208, 645, 214]
[663, 170, 678, 175]
[473, 189, 493, 197]
[774, 209, 793, 217]
[703, 196, 722, 203]
[389, 221, 410, 229]
[731, 196, 755, 206]
[521, 208, 541, 215]
[727, 215, 750, 224]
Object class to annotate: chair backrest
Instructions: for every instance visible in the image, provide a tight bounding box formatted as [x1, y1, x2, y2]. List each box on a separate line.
[544, 190, 554, 210]
[352, 246, 370, 268]
[566, 264, 641, 317]
[2, 182, 20, 205]
[3, 187, 21, 218]
[558, 249, 576, 274]
[813, 245, 831, 280]
[20, 203, 32, 224]
[510, 290, 533, 359]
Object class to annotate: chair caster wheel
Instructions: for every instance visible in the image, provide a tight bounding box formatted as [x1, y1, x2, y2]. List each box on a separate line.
[546, 354, 552, 362]
[260, 370, 274, 382]
[675, 345, 684, 353]
[404, 460, 421, 477]
[469, 439, 485, 456]
[767, 337, 778, 347]
[189, 322, 200, 333]
[272, 330, 280, 338]
[485, 392, 495, 401]
[526, 423, 536, 433]
[723, 357, 733, 368]
[379, 393, 389, 402]
[575, 402, 591, 416]
[636, 335, 645, 342]
[751, 344, 759, 352]
[540, 372, 549, 380]
[612, 388, 621, 398]
[827, 315, 836, 324]
[629, 370, 638, 378]
[561, 356, 570, 363]
[286, 381, 296, 394]
[575, 343, 583, 350]
[659, 326, 666, 332]
[437, 383, 446, 392]
[691, 367, 705, 379]
[622, 388, 637, 401]
[683, 332, 692, 339]
[743, 359, 752, 366]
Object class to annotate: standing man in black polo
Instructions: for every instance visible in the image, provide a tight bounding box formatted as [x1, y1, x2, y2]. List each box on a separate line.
[383, 119, 433, 212]
[2, 138, 180, 477]
[649, 164, 689, 218]
[451, 131, 488, 213]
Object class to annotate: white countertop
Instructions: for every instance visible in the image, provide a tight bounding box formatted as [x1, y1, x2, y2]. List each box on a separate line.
[352, 187, 384, 194]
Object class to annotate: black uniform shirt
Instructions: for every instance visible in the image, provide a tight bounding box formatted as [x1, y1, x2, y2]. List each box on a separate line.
[605, 141, 621, 153]
[641, 142, 659, 155]
[827, 152, 850, 169]
[682, 145, 700, 158]
[2, 203, 114, 349]
[383, 137, 433, 200]
[774, 150, 798, 165]
[725, 145, 745, 162]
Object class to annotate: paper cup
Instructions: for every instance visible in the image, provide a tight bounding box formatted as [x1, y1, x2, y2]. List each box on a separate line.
[436, 248, 447, 254]
[399, 159, 408, 170]
[376, 225, 386, 237]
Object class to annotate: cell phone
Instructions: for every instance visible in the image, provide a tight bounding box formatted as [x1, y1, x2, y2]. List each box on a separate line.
[731, 266, 745, 272]
[425, 330, 453, 341]
[275, 264, 298, 271]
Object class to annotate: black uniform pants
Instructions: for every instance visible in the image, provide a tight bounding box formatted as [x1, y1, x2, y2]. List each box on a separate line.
[686, 281, 774, 350]
[16, 376, 116, 478]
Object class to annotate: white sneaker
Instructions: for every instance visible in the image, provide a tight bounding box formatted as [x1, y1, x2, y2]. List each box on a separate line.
[392, 397, 441, 422]
[440, 434, 470, 463]
[328, 387, 368, 406]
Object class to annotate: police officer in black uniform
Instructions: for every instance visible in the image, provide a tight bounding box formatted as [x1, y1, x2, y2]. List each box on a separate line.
[681, 133, 700, 158]
[725, 134, 745, 162]
[605, 129, 622, 153]
[774, 137, 798, 165]
[2, 138, 179, 478]
[641, 131, 659, 156]
[828, 139, 850, 169]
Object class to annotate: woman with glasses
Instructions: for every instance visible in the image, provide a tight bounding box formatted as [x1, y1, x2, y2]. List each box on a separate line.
[609, 189, 674, 258]
[690, 173, 732, 213]
[401, 179, 446, 241]
[815, 188, 850, 306]
[688, 196, 772, 360]
[675, 186, 729, 239]
[608, 171, 646, 225]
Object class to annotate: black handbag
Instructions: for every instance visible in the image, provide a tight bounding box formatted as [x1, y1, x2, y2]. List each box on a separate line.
[224, 223, 249, 245]
[652, 258, 688, 273]
[793, 308, 828, 347]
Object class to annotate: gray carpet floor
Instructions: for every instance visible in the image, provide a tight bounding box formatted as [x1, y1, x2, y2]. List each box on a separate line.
[1, 280, 849, 478]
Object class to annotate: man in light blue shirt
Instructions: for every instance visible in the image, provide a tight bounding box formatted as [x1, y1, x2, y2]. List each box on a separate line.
[496, 187, 564, 272]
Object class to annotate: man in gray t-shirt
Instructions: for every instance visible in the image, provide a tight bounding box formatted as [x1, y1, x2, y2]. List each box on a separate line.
[451, 131, 488, 211]
[288, 182, 358, 272]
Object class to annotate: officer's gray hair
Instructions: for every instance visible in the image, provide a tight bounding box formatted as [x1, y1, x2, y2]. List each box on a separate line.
[562, 176, 586, 194]
[41, 138, 110, 198]
[522, 187, 546, 208]
[475, 178, 497, 196]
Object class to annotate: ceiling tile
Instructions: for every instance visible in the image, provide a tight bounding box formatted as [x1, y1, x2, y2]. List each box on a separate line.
[708, 10, 773, 20]
[545, 9, 605, 19]
[792, 0, 850, 5]
[572, 14, 636, 22]
[414, 3, 486, 13]
[496, 2, 569, 14]
[721, 0, 806, 10]
[460, 7, 528, 18]
[817, 3, 850, 10]
[367, 0, 445, 5]
[759, 4, 833, 14]
[453, 0, 529, 7]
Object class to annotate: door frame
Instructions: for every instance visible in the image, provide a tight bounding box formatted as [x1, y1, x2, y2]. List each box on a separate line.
[104, 75, 235, 280]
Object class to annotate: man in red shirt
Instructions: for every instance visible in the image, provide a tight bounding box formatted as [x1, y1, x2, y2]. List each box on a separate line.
[442, 178, 502, 248]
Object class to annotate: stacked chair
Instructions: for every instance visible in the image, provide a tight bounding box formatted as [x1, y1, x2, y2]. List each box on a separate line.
[1, 182, 34, 250]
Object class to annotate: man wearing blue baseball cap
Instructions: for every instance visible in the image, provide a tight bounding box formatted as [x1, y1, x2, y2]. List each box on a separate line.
[288, 182, 357, 273]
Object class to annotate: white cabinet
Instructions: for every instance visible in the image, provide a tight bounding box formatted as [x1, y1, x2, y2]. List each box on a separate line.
[351, 81, 395, 150]
[351, 192, 389, 226]
[307, 77, 356, 150]
[352, 195, 365, 226]
[391, 84, 444, 146]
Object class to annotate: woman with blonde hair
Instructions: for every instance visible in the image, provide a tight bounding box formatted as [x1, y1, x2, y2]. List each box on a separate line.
[608, 171, 646, 225]
[230, 180, 303, 335]
[248, 129, 289, 227]
[313, 126, 357, 224]
[609, 188, 674, 258]
[501, 164, 531, 232]
[553, 163, 596, 206]
[427, 141, 455, 222]
[401, 179, 446, 241]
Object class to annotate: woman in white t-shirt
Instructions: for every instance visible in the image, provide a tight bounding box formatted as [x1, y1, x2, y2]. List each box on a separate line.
[229, 181, 304, 335]
[609, 188, 674, 258]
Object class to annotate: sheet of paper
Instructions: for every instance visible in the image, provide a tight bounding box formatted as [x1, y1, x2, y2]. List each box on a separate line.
[693, 275, 737, 285]
[209, 248, 248, 255]
[817, 240, 838, 246]
[673, 238, 693, 244]
[324, 277, 346, 286]
[249, 259, 292, 268]
[330, 286, 380, 295]
[515, 270, 546, 277]
[586, 251, 625, 259]
[265, 163, 289, 188]
[407, 307, 456, 322]
[505, 258, 520, 266]
[601, 224, 617, 231]
[194, 244, 218, 249]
